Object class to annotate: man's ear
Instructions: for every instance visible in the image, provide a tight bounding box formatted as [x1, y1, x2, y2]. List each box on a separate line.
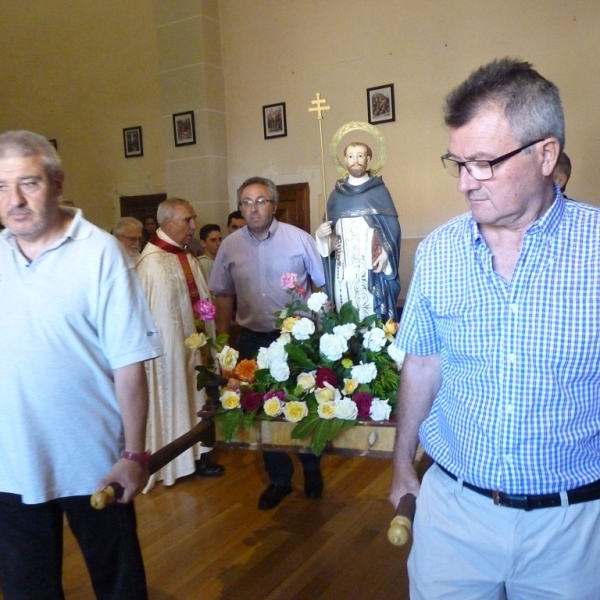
[540, 138, 560, 177]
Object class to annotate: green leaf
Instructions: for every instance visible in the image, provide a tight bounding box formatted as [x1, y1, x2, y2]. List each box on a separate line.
[215, 333, 230, 346]
[242, 409, 258, 429]
[310, 419, 332, 456]
[339, 301, 360, 325]
[220, 409, 244, 441]
[328, 418, 346, 439]
[285, 343, 317, 368]
[340, 417, 358, 430]
[291, 412, 320, 439]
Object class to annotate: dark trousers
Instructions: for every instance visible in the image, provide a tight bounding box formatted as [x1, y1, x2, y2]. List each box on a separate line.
[238, 327, 322, 486]
[0, 492, 147, 600]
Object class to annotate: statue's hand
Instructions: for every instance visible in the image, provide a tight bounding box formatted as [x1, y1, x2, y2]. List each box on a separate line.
[316, 221, 333, 239]
[372, 250, 388, 273]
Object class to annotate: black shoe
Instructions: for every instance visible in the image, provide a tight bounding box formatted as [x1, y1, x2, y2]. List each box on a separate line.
[304, 470, 323, 499]
[258, 484, 292, 510]
[195, 455, 225, 477]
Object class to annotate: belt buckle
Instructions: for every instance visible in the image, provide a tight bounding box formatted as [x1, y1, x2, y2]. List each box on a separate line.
[492, 490, 500, 506]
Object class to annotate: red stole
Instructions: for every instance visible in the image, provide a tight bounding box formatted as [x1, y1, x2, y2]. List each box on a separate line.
[149, 234, 200, 315]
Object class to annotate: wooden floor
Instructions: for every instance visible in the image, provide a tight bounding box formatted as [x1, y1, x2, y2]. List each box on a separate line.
[11, 449, 411, 599]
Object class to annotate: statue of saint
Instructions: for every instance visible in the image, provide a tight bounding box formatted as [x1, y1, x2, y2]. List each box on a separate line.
[316, 141, 401, 322]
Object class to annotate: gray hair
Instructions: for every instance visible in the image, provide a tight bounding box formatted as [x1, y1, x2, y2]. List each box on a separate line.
[444, 58, 565, 151]
[156, 197, 191, 226]
[114, 216, 143, 236]
[237, 177, 279, 206]
[0, 130, 62, 180]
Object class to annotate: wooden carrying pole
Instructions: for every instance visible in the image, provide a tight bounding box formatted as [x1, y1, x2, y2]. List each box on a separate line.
[91, 419, 215, 509]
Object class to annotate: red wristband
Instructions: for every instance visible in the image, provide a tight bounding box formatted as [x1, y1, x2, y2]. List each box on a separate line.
[121, 450, 151, 465]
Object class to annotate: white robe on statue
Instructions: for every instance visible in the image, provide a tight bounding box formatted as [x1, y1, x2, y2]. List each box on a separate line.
[136, 232, 216, 492]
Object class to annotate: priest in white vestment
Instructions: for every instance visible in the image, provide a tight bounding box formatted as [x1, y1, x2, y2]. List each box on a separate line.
[137, 198, 224, 492]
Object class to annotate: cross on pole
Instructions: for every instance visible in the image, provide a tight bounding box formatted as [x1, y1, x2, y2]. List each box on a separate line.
[308, 92, 331, 120]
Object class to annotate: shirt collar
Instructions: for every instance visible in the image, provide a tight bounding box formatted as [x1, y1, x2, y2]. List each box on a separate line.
[157, 227, 184, 249]
[245, 217, 278, 241]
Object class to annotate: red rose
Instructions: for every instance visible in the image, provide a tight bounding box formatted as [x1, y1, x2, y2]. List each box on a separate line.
[315, 367, 338, 388]
[353, 392, 373, 419]
[240, 391, 263, 413]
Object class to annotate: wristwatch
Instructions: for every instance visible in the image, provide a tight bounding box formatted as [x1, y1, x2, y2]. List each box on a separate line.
[121, 450, 151, 465]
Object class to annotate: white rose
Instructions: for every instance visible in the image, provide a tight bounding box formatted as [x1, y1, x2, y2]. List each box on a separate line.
[342, 378, 359, 395]
[291, 317, 315, 341]
[387, 344, 406, 368]
[369, 398, 392, 421]
[334, 397, 358, 420]
[267, 340, 288, 363]
[333, 323, 357, 340]
[277, 332, 291, 344]
[283, 400, 308, 423]
[317, 401, 337, 419]
[270, 359, 290, 382]
[307, 292, 328, 313]
[320, 333, 348, 361]
[263, 397, 284, 417]
[297, 371, 316, 391]
[314, 383, 341, 404]
[363, 327, 387, 352]
[256, 347, 270, 369]
[218, 345, 239, 371]
[351, 362, 377, 384]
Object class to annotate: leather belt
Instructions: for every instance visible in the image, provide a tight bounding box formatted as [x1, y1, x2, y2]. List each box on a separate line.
[436, 463, 600, 511]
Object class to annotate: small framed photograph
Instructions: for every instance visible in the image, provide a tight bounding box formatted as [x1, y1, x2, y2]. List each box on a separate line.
[172, 111, 196, 147]
[123, 126, 143, 158]
[263, 102, 287, 139]
[48, 139, 58, 150]
[366, 84, 395, 124]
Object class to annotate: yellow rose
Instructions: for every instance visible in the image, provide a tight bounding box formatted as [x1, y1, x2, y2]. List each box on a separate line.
[283, 401, 308, 423]
[219, 388, 240, 410]
[315, 387, 335, 404]
[342, 378, 358, 395]
[281, 316, 300, 334]
[383, 318, 399, 342]
[263, 397, 284, 417]
[185, 332, 207, 350]
[218, 345, 239, 371]
[317, 401, 336, 420]
[341, 358, 354, 369]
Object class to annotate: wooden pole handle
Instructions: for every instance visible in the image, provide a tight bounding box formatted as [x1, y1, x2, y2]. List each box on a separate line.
[90, 419, 215, 509]
[387, 493, 416, 546]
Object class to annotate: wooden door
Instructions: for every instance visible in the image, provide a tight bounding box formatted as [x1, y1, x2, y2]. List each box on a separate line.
[275, 183, 310, 233]
[119, 193, 166, 221]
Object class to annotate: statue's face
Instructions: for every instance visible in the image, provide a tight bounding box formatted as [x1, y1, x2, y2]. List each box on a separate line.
[344, 145, 370, 178]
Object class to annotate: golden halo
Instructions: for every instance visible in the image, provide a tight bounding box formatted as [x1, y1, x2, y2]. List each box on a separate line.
[330, 121, 387, 176]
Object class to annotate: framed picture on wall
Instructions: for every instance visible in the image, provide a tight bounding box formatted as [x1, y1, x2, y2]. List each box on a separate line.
[173, 111, 196, 146]
[366, 84, 395, 124]
[263, 102, 287, 139]
[48, 139, 58, 150]
[123, 126, 143, 158]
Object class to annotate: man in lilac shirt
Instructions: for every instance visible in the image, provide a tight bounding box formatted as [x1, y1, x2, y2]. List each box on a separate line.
[210, 177, 326, 510]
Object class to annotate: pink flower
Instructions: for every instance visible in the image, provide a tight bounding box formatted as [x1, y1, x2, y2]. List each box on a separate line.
[280, 272, 298, 290]
[193, 298, 216, 321]
[295, 285, 307, 296]
[264, 389, 286, 402]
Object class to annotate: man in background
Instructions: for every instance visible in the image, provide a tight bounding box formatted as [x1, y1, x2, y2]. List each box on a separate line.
[0, 130, 162, 599]
[553, 150, 571, 195]
[211, 177, 326, 510]
[137, 198, 224, 492]
[391, 58, 600, 599]
[114, 216, 143, 265]
[198, 223, 222, 283]
[227, 209, 245, 234]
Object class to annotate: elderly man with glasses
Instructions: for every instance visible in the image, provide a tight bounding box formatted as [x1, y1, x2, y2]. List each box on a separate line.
[390, 58, 600, 599]
[210, 176, 326, 510]
[114, 216, 144, 265]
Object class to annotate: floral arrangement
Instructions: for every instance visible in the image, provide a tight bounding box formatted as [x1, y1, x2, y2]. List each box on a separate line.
[187, 273, 405, 456]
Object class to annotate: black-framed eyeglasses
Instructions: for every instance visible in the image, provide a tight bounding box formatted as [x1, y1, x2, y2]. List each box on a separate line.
[119, 234, 143, 243]
[441, 139, 544, 181]
[239, 197, 272, 208]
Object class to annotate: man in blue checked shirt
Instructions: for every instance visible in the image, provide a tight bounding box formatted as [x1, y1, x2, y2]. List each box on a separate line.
[390, 58, 600, 599]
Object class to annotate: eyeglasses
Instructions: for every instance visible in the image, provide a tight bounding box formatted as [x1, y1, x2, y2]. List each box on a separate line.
[239, 197, 272, 208]
[441, 139, 544, 181]
[119, 235, 143, 243]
